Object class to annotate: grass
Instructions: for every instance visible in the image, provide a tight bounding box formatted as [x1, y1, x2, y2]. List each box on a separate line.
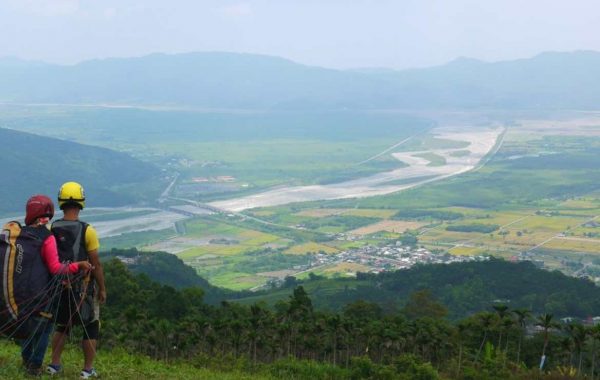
[296, 263, 370, 279]
[160, 138, 410, 193]
[543, 237, 600, 253]
[177, 219, 282, 260]
[209, 272, 266, 290]
[448, 246, 487, 256]
[400, 135, 470, 151]
[0, 340, 269, 380]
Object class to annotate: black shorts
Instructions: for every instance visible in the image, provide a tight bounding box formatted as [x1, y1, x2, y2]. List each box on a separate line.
[54, 287, 100, 340]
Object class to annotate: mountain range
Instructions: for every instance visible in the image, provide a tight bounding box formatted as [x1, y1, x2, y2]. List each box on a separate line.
[1, 50, 599, 110]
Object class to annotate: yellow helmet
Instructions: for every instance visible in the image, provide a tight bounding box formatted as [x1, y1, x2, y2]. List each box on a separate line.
[58, 181, 86, 209]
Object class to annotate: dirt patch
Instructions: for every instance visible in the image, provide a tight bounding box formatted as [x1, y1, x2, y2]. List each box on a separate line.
[349, 220, 425, 235]
[322, 262, 370, 274]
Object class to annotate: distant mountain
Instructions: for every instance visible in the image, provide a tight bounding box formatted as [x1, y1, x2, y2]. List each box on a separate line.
[0, 128, 160, 213]
[1, 50, 599, 109]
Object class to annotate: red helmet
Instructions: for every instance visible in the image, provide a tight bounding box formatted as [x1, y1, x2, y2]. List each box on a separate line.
[25, 195, 55, 226]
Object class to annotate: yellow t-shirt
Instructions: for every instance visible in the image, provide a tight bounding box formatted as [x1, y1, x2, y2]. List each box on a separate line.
[85, 224, 100, 252]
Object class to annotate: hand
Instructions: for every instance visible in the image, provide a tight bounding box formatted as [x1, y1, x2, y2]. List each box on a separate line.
[77, 261, 93, 272]
[98, 289, 107, 304]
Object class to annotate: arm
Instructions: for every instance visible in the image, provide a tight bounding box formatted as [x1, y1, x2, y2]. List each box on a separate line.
[41, 235, 80, 274]
[88, 249, 106, 304]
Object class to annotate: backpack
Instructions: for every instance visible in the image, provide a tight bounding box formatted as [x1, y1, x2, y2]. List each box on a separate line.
[51, 219, 96, 324]
[51, 220, 89, 263]
[0, 222, 53, 339]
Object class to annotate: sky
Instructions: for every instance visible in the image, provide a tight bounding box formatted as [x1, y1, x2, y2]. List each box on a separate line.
[1, 0, 599, 69]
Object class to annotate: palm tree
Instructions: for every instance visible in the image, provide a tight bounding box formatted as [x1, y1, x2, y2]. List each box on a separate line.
[249, 303, 267, 363]
[502, 318, 515, 366]
[493, 305, 509, 349]
[456, 322, 468, 378]
[589, 324, 600, 380]
[536, 313, 559, 370]
[476, 312, 496, 362]
[513, 309, 531, 364]
[326, 314, 342, 365]
[567, 323, 588, 377]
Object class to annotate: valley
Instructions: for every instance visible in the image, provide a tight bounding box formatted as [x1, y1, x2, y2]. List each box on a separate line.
[3, 109, 597, 293]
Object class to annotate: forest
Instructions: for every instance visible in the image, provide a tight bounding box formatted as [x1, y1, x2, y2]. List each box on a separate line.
[83, 256, 600, 379]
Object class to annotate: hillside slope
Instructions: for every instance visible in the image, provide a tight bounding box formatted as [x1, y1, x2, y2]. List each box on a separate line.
[0, 128, 160, 213]
[1, 51, 599, 109]
[236, 259, 600, 319]
[101, 249, 237, 304]
[0, 340, 267, 380]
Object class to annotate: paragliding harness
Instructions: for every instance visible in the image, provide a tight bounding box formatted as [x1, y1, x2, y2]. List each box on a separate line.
[51, 220, 96, 326]
[0, 221, 57, 340]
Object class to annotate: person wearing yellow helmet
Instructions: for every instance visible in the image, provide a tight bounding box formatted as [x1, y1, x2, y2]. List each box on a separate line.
[57, 181, 86, 210]
[47, 182, 106, 379]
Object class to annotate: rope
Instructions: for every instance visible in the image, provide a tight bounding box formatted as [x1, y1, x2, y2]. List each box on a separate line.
[0, 272, 64, 318]
[18, 273, 65, 359]
[0, 270, 88, 337]
[0, 274, 64, 336]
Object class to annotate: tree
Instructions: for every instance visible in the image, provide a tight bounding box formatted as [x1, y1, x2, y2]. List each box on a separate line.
[492, 305, 509, 350]
[403, 289, 447, 320]
[564, 323, 587, 375]
[476, 312, 495, 362]
[326, 314, 343, 365]
[513, 309, 531, 364]
[589, 323, 600, 380]
[536, 313, 559, 369]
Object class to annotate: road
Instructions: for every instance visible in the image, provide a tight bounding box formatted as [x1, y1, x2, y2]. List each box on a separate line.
[356, 136, 414, 165]
[159, 172, 179, 202]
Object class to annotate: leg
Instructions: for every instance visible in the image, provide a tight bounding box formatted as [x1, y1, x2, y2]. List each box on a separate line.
[82, 339, 97, 370]
[20, 317, 52, 376]
[81, 320, 99, 371]
[50, 330, 68, 366]
[50, 289, 71, 367]
[28, 318, 53, 368]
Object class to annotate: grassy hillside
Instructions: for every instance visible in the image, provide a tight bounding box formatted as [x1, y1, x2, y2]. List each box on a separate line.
[0, 128, 162, 213]
[0, 341, 268, 380]
[1, 51, 600, 109]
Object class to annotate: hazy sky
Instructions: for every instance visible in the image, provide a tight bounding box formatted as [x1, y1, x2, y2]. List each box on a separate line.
[1, 0, 599, 69]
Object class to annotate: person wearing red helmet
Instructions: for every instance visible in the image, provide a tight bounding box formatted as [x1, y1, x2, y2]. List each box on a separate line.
[4, 195, 91, 376]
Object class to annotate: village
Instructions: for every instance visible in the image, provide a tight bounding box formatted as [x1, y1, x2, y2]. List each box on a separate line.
[265, 241, 489, 289]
